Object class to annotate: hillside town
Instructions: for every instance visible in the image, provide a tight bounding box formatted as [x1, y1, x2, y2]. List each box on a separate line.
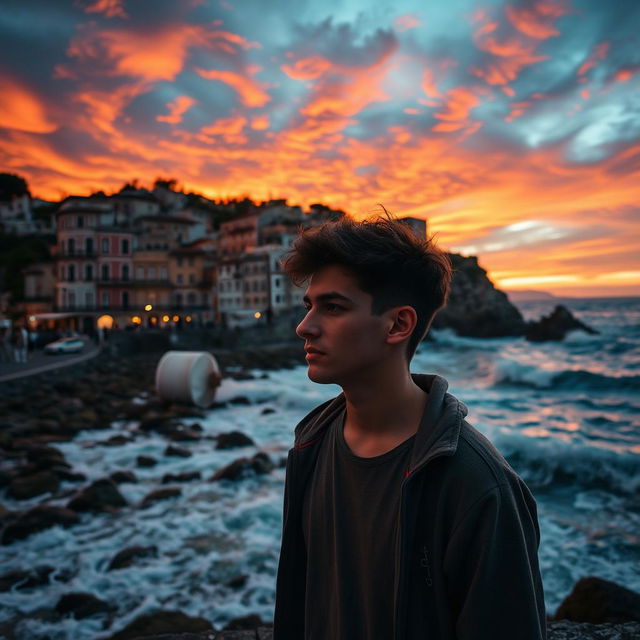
[0, 175, 426, 340]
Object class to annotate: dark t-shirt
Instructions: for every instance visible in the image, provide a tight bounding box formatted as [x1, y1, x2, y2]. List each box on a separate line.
[302, 410, 414, 640]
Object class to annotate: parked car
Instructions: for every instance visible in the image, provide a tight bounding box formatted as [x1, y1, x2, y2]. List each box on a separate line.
[44, 336, 85, 355]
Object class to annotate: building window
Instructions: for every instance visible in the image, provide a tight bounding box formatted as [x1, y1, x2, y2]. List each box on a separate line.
[68, 264, 76, 282]
[160, 267, 168, 279]
[122, 291, 129, 309]
[85, 264, 93, 281]
[121, 239, 129, 254]
[122, 264, 129, 281]
[68, 238, 75, 255]
[177, 274, 183, 284]
[69, 291, 75, 308]
[102, 238, 109, 253]
[85, 291, 93, 308]
[176, 293, 183, 307]
[148, 266, 156, 280]
[101, 264, 109, 281]
[136, 267, 144, 279]
[275, 278, 280, 288]
[77, 216, 84, 228]
[276, 294, 281, 303]
[102, 291, 109, 307]
[187, 292, 196, 305]
[86, 237, 93, 255]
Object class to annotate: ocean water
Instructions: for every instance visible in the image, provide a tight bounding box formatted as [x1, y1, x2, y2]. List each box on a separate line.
[1, 297, 639, 638]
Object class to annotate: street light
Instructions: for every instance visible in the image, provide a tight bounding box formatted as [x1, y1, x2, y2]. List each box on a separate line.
[144, 304, 153, 311]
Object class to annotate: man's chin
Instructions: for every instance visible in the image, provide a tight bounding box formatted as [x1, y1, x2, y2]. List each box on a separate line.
[306, 365, 337, 385]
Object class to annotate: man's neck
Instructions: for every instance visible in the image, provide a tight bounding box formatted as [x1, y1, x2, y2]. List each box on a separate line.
[341, 364, 428, 458]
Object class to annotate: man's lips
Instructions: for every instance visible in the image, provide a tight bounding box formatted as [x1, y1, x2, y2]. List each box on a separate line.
[305, 347, 325, 356]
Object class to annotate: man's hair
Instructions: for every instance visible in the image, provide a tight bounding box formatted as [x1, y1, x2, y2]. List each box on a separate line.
[283, 214, 452, 358]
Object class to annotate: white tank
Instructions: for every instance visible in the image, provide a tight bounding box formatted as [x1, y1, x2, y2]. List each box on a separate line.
[155, 351, 221, 408]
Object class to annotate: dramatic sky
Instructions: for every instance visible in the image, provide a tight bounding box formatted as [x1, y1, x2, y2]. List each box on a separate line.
[1, 0, 639, 296]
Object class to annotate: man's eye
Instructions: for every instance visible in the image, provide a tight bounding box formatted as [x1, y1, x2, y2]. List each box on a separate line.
[325, 303, 343, 313]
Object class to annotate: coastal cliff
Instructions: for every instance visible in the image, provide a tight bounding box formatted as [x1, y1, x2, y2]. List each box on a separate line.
[433, 253, 526, 337]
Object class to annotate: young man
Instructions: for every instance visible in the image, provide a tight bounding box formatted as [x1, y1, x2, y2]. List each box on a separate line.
[274, 216, 546, 640]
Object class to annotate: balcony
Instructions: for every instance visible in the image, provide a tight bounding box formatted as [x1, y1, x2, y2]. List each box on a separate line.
[56, 250, 97, 259]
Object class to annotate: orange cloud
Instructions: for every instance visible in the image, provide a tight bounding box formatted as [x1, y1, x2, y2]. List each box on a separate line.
[82, 0, 127, 19]
[505, 3, 566, 39]
[432, 87, 480, 132]
[471, 30, 548, 85]
[196, 67, 270, 107]
[577, 41, 610, 76]
[157, 95, 198, 124]
[281, 57, 332, 81]
[394, 14, 421, 32]
[0, 75, 57, 134]
[66, 24, 259, 83]
[421, 69, 442, 99]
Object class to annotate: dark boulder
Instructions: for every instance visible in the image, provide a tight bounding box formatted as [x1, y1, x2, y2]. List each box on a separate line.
[8, 471, 60, 500]
[165, 444, 192, 458]
[1, 505, 80, 544]
[108, 545, 158, 570]
[554, 576, 640, 624]
[0, 565, 54, 591]
[166, 427, 202, 442]
[216, 431, 255, 450]
[137, 455, 158, 467]
[107, 610, 213, 640]
[211, 453, 274, 482]
[432, 254, 526, 337]
[111, 470, 138, 484]
[223, 614, 263, 631]
[141, 487, 181, 508]
[526, 305, 599, 342]
[162, 471, 201, 484]
[67, 478, 128, 512]
[55, 592, 112, 618]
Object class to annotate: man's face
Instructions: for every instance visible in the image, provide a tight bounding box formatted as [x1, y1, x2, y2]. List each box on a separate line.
[296, 264, 392, 386]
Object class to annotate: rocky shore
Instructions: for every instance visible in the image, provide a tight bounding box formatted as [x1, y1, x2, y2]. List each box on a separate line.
[1, 341, 632, 638]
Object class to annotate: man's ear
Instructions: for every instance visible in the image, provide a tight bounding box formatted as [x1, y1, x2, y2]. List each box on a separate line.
[385, 306, 417, 346]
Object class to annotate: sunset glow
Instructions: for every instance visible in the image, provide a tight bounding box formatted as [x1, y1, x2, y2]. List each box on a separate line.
[2, 0, 639, 297]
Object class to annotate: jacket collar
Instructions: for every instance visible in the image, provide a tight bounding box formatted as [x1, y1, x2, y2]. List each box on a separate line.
[293, 374, 467, 470]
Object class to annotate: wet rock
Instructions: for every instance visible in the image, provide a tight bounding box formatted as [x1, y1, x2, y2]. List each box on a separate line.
[67, 478, 128, 512]
[137, 455, 158, 467]
[526, 305, 599, 342]
[25, 445, 67, 466]
[8, 471, 60, 500]
[139, 412, 177, 434]
[141, 487, 181, 508]
[210, 453, 274, 482]
[167, 427, 202, 442]
[0, 566, 54, 591]
[101, 434, 134, 446]
[111, 470, 138, 484]
[261, 407, 276, 415]
[55, 592, 112, 619]
[108, 545, 158, 570]
[215, 431, 255, 450]
[223, 614, 263, 631]
[225, 574, 248, 590]
[162, 471, 201, 484]
[554, 576, 640, 623]
[165, 444, 192, 458]
[229, 396, 251, 406]
[432, 254, 526, 337]
[2, 505, 80, 544]
[107, 610, 213, 640]
[548, 620, 640, 639]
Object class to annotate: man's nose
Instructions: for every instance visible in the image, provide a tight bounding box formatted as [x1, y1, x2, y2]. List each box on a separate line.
[296, 311, 320, 339]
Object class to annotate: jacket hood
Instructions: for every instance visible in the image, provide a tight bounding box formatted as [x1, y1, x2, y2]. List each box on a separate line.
[293, 374, 468, 471]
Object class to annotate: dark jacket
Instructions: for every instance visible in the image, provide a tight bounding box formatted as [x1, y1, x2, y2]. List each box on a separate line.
[274, 374, 546, 639]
